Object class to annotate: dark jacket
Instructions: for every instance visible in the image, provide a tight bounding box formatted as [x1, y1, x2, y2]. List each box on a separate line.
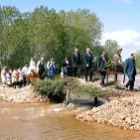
[97, 56, 106, 71]
[38, 63, 45, 74]
[62, 59, 72, 76]
[71, 53, 81, 66]
[124, 58, 136, 78]
[84, 52, 93, 67]
[62, 59, 70, 68]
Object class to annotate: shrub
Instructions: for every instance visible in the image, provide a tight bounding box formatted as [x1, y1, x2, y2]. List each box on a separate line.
[33, 79, 66, 102]
[73, 85, 105, 98]
[32, 78, 105, 103]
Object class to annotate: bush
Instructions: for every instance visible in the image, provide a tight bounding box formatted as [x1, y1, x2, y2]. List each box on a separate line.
[73, 85, 105, 98]
[32, 78, 105, 103]
[33, 79, 66, 102]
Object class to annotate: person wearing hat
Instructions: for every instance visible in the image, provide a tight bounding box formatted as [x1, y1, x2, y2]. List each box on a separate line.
[113, 48, 122, 64]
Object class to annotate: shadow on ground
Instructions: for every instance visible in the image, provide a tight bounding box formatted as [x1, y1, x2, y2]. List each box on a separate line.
[69, 98, 108, 107]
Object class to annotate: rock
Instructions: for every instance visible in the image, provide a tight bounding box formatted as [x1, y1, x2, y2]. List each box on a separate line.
[66, 103, 76, 109]
[76, 93, 140, 131]
[0, 85, 49, 103]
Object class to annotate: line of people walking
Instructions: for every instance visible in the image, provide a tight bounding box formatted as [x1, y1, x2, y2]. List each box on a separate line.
[97, 49, 137, 91]
[61, 47, 94, 82]
[0, 47, 137, 91]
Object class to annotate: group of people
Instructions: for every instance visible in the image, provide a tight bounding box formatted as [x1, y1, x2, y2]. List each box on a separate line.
[67, 47, 136, 92]
[61, 47, 94, 81]
[0, 47, 137, 91]
[36, 57, 57, 80]
[0, 57, 57, 88]
[97, 48, 136, 91]
[1, 65, 29, 88]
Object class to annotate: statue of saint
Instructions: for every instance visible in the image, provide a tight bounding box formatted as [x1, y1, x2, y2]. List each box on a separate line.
[27, 58, 37, 75]
[113, 48, 122, 64]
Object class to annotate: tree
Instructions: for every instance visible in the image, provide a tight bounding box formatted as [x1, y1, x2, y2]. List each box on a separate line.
[59, 9, 103, 43]
[0, 6, 20, 67]
[135, 52, 140, 72]
[0, 5, 104, 70]
[104, 39, 120, 61]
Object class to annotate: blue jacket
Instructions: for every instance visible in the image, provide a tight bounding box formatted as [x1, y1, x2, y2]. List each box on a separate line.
[124, 58, 136, 78]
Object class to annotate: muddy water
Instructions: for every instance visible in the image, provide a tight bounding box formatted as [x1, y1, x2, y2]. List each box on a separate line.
[0, 102, 140, 140]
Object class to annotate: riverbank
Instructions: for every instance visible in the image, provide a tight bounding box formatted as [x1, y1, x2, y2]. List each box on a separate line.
[77, 93, 140, 131]
[0, 85, 48, 103]
[1, 77, 140, 132]
[0, 76, 138, 104]
[76, 77, 140, 131]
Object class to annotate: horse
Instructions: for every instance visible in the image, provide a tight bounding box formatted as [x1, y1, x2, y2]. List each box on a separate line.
[106, 63, 124, 83]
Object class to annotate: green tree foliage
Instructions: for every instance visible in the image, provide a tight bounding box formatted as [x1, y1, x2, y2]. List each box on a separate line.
[135, 52, 140, 72]
[0, 6, 20, 66]
[0, 5, 103, 70]
[59, 9, 103, 53]
[104, 39, 120, 61]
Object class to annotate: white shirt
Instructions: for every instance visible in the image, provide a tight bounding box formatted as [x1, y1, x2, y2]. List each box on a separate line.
[22, 66, 28, 75]
[1, 69, 6, 83]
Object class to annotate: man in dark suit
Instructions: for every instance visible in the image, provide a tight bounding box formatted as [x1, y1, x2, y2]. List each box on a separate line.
[124, 53, 136, 91]
[84, 48, 94, 81]
[38, 57, 45, 80]
[71, 48, 81, 77]
[97, 51, 107, 87]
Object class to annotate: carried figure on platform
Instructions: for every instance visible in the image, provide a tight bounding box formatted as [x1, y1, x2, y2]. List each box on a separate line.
[113, 48, 122, 64]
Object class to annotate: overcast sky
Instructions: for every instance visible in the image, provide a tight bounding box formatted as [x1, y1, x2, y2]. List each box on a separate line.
[0, 0, 140, 60]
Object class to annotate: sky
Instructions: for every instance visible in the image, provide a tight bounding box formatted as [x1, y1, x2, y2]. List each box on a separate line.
[0, 0, 140, 60]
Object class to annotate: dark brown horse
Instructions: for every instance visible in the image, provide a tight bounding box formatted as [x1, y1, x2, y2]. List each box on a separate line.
[106, 65, 124, 83]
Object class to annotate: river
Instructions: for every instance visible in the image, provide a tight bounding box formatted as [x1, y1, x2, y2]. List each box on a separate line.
[0, 102, 140, 140]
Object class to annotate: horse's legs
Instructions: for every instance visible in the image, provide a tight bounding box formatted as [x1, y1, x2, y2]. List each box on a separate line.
[106, 72, 108, 83]
[114, 73, 117, 82]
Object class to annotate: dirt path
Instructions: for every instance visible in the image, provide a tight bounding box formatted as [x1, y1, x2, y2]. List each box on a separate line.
[77, 76, 140, 100]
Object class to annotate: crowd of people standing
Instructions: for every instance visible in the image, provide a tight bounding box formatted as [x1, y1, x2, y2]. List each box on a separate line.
[0, 47, 137, 91]
[0, 57, 57, 88]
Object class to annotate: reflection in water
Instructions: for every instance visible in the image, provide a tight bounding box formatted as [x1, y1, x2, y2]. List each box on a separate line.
[0, 102, 139, 140]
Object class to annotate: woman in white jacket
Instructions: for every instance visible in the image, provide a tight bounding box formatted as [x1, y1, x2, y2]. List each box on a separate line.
[1, 66, 7, 87]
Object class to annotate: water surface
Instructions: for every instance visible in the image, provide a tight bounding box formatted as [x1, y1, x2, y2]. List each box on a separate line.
[0, 102, 139, 140]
